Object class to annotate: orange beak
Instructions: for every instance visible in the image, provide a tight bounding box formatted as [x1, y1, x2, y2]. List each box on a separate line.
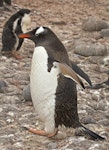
[18, 33, 31, 39]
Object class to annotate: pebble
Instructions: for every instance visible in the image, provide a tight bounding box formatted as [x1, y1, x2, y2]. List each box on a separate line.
[7, 111, 15, 117]
[97, 119, 109, 126]
[0, 80, 8, 93]
[92, 94, 99, 101]
[106, 6, 109, 12]
[13, 142, 23, 148]
[1, 56, 7, 61]
[51, 20, 67, 25]
[82, 16, 109, 32]
[103, 56, 109, 66]
[100, 29, 109, 37]
[22, 84, 32, 101]
[105, 110, 109, 118]
[12, 63, 18, 67]
[47, 142, 58, 149]
[13, 73, 30, 81]
[6, 118, 14, 124]
[74, 42, 107, 56]
[0, 107, 3, 112]
[88, 143, 101, 150]
[81, 117, 96, 124]
[94, 32, 102, 40]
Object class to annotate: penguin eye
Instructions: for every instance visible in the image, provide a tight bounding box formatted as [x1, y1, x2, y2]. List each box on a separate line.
[54, 65, 57, 68]
[35, 33, 39, 36]
[53, 63, 57, 68]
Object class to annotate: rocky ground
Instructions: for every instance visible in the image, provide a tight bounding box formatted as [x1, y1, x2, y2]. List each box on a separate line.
[0, 0, 109, 149]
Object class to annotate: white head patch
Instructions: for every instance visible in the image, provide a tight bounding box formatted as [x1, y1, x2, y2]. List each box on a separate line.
[35, 26, 45, 35]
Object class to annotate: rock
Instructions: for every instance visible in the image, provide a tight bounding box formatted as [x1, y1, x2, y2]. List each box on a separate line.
[81, 117, 96, 124]
[97, 119, 109, 126]
[100, 29, 109, 37]
[0, 80, 8, 93]
[1, 56, 7, 61]
[82, 16, 109, 32]
[0, 107, 3, 112]
[14, 73, 30, 81]
[50, 20, 67, 25]
[94, 32, 102, 40]
[7, 111, 15, 117]
[103, 56, 109, 66]
[89, 143, 102, 150]
[74, 42, 107, 56]
[6, 118, 14, 124]
[47, 142, 58, 149]
[22, 84, 32, 101]
[13, 142, 23, 148]
[106, 6, 109, 12]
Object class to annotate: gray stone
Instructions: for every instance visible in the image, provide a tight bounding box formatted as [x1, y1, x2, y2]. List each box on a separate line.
[81, 117, 96, 124]
[100, 29, 109, 37]
[22, 84, 32, 101]
[74, 42, 107, 56]
[103, 56, 109, 66]
[82, 16, 109, 32]
[47, 142, 58, 149]
[0, 80, 8, 93]
[106, 6, 109, 12]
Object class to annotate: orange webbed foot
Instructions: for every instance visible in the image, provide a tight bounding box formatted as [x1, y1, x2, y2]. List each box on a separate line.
[23, 125, 58, 137]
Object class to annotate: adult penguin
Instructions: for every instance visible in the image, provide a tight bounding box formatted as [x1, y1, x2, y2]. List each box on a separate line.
[1, 8, 31, 59]
[19, 26, 104, 140]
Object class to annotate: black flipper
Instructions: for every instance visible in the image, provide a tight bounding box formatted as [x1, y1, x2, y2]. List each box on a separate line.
[80, 125, 105, 140]
[70, 60, 92, 86]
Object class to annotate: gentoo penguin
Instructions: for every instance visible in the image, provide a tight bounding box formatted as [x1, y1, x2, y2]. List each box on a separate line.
[1, 9, 31, 59]
[19, 26, 104, 140]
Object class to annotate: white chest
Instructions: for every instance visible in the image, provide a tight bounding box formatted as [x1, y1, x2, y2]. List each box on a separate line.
[21, 14, 31, 33]
[30, 46, 59, 126]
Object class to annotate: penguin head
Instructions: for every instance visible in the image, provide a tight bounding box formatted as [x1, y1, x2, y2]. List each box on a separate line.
[18, 9, 31, 17]
[18, 9, 31, 33]
[18, 26, 58, 44]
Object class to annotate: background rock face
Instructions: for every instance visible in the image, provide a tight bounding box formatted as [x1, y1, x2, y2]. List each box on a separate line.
[100, 29, 109, 37]
[74, 42, 107, 56]
[82, 16, 109, 32]
[0, 0, 109, 150]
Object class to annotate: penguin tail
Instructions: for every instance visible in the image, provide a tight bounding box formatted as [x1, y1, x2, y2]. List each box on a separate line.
[79, 125, 105, 140]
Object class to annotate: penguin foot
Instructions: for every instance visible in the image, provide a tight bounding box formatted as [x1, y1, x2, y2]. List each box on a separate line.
[24, 125, 58, 137]
[12, 51, 22, 60]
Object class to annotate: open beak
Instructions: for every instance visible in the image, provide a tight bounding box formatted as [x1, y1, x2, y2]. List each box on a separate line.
[18, 33, 31, 39]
